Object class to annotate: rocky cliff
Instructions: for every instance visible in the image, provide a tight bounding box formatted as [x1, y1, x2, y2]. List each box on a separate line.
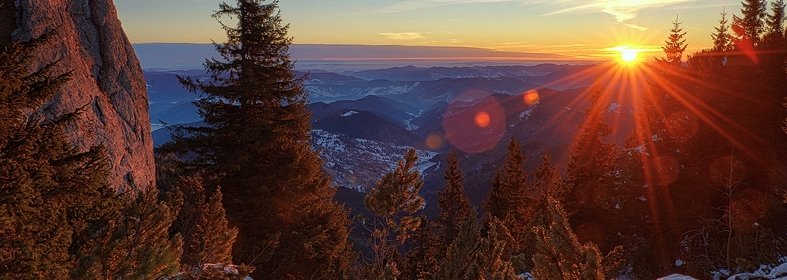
[1, 0, 154, 192]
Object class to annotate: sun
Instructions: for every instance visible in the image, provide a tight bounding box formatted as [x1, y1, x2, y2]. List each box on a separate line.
[620, 48, 639, 64]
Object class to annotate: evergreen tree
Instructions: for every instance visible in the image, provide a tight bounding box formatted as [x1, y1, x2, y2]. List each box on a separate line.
[565, 89, 618, 218]
[484, 139, 537, 272]
[0, 36, 182, 280]
[712, 9, 735, 52]
[159, 1, 352, 278]
[401, 218, 442, 280]
[733, 0, 768, 45]
[72, 190, 183, 279]
[532, 196, 606, 280]
[478, 217, 519, 280]
[365, 149, 426, 279]
[434, 211, 483, 280]
[533, 153, 568, 204]
[436, 152, 473, 246]
[0, 36, 107, 279]
[164, 175, 249, 279]
[484, 139, 530, 223]
[763, 0, 786, 48]
[658, 15, 688, 66]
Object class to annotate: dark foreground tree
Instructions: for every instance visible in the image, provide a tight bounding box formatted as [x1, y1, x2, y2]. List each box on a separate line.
[733, 0, 768, 46]
[164, 174, 253, 279]
[159, 1, 352, 278]
[73, 189, 183, 279]
[484, 139, 533, 247]
[437, 152, 473, 247]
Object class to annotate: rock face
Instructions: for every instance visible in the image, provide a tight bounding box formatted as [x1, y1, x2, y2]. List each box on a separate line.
[1, 0, 154, 191]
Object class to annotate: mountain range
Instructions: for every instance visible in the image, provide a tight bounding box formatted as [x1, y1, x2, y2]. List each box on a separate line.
[147, 62, 638, 213]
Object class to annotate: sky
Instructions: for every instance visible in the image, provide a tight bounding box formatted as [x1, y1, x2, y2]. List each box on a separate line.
[115, 0, 745, 60]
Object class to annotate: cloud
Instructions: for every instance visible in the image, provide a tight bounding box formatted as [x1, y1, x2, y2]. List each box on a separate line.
[543, 0, 711, 30]
[377, 0, 735, 30]
[378, 32, 427, 40]
[381, 0, 511, 13]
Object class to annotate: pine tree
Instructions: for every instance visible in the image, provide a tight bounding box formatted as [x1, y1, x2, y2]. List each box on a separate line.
[0, 36, 106, 279]
[365, 148, 426, 279]
[164, 175, 249, 279]
[484, 138, 529, 222]
[658, 15, 688, 66]
[478, 217, 519, 280]
[531, 196, 605, 280]
[483, 138, 536, 271]
[733, 0, 768, 45]
[72, 189, 183, 279]
[712, 9, 735, 52]
[401, 218, 442, 280]
[434, 211, 483, 280]
[565, 89, 618, 217]
[1, 36, 182, 279]
[533, 153, 568, 204]
[437, 152, 473, 246]
[763, 0, 786, 48]
[159, 1, 352, 278]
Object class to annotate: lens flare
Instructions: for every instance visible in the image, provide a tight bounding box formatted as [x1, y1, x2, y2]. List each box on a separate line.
[425, 132, 445, 150]
[474, 111, 491, 128]
[523, 90, 540, 105]
[443, 89, 505, 154]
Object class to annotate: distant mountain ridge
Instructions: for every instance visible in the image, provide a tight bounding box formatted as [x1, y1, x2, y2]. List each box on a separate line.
[133, 43, 592, 71]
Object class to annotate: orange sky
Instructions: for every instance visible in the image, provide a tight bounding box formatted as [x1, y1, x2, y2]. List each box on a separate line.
[116, 0, 747, 60]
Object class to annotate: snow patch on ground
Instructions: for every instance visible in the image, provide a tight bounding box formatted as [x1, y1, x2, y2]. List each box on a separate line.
[517, 272, 535, 279]
[311, 129, 438, 191]
[341, 110, 359, 117]
[711, 258, 787, 280]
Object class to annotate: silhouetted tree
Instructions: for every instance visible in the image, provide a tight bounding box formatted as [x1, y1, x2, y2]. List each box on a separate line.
[763, 0, 786, 50]
[713, 9, 735, 52]
[566, 89, 618, 219]
[734, 0, 768, 45]
[159, 1, 352, 278]
[437, 152, 473, 246]
[658, 15, 688, 66]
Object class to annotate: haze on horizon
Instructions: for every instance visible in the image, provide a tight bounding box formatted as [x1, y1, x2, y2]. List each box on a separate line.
[116, 0, 741, 60]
